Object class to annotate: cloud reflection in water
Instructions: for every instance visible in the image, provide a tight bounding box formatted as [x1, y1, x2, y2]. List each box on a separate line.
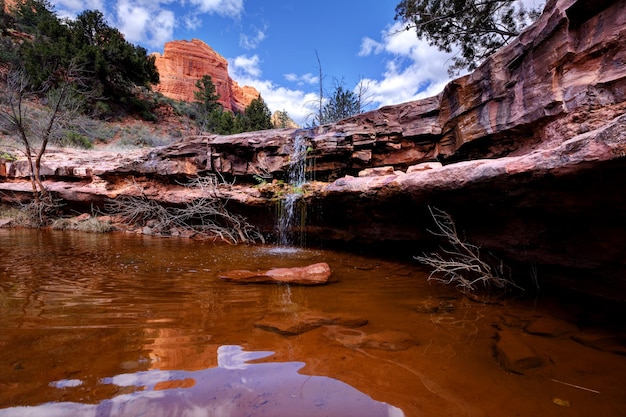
[1, 345, 404, 417]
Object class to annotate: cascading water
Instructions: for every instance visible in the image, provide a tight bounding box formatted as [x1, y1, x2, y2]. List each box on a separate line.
[276, 133, 308, 247]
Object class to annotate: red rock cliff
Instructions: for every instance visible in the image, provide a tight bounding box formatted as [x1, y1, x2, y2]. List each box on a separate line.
[152, 39, 259, 113]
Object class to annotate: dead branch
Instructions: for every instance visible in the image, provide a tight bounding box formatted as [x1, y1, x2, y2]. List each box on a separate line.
[415, 207, 522, 292]
[104, 175, 263, 244]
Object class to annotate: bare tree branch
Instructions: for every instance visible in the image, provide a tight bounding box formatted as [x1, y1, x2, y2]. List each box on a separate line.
[415, 207, 522, 292]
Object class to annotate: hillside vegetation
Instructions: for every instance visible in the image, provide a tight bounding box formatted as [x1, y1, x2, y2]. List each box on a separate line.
[0, 0, 287, 154]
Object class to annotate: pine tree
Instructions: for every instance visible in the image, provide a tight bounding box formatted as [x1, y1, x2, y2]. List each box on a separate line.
[395, 0, 540, 74]
[243, 95, 273, 131]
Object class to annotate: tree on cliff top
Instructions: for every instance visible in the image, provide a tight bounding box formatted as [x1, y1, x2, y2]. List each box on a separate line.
[395, 0, 541, 74]
[320, 82, 361, 125]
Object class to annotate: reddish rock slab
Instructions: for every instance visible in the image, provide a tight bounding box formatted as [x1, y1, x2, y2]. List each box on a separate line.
[495, 329, 544, 374]
[573, 331, 626, 356]
[525, 317, 578, 338]
[219, 262, 331, 285]
[255, 310, 368, 336]
[324, 326, 416, 351]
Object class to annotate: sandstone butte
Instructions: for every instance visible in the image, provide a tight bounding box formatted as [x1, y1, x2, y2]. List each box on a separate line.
[151, 38, 260, 113]
[1, 0, 626, 300]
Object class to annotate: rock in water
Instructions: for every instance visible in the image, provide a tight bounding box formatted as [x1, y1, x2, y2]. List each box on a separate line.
[255, 310, 368, 336]
[219, 262, 331, 285]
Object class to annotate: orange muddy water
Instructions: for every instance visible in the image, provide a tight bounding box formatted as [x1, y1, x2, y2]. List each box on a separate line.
[0, 229, 625, 417]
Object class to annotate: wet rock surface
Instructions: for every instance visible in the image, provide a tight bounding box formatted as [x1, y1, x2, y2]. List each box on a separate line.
[255, 309, 368, 336]
[572, 331, 626, 356]
[324, 326, 416, 351]
[525, 317, 579, 338]
[218, 262, 332, 285]
[494, 329, 545, 374]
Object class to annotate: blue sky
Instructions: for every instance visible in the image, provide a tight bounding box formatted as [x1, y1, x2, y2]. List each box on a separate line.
[49, 0, 473, 125]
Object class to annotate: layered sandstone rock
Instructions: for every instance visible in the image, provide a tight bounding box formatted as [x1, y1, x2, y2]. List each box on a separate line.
[152, 39, 259, 113]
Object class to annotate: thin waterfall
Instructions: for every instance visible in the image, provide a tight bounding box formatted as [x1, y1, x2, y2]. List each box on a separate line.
[276, 133, 308, 246]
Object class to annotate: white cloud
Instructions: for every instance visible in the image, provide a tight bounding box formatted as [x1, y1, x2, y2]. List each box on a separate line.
[186, 0, 244, 17]
[114, 1, 153, 44]
[240, 25, 267, 50]
[184, 15, 202, 30]
[149, 9, 177, 47]
[358, 37, 384, 57]
[51, 0, 244, 49]
[232, 55, 262, 78]
[359, 22, 461, 108]
[51, 0, 106, 18]
[248, 80, 319, 127]
[230, 20, 461, 126]
[284, 73, 318, 86]
[230, 58, 319, 126]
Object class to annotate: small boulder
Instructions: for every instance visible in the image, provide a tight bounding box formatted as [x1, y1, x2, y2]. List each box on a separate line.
[219, 262, 331, 285]
[495, 329, 543, 374]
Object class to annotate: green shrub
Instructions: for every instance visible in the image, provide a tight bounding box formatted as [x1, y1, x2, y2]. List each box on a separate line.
[0, 151, 17, 161]
[60, 131, 93, 149]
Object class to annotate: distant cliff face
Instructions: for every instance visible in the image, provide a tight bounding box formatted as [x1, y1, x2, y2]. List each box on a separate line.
[152, 39, 259, 113]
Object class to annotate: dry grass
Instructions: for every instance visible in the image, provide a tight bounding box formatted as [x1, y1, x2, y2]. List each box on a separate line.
[52, 216, 115, 233]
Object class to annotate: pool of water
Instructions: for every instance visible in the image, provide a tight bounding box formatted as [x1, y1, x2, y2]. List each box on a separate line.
[0, 229, 625, 416]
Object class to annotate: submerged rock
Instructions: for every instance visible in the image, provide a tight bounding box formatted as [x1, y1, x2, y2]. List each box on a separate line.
[255, 309, 368, 336]
[324, 326, 416, 351]
[219, 262, 331, 285]
[494, 329, 544, 374]
[524, 317, 578, 338]
[573, 331, 626, 356]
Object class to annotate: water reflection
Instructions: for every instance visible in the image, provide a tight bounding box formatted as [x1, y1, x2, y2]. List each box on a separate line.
[1, 230, 625, 417]
[1, 346, 403, 417]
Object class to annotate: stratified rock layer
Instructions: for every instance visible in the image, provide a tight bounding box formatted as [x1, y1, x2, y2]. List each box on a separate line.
[2, 0, 626, 299]
[152, 39, 259, 113]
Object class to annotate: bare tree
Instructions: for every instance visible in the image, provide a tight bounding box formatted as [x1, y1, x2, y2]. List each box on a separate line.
[315, 50, 323, 126]
[1, 63, 88, 204]
[354, 77, 374, 113]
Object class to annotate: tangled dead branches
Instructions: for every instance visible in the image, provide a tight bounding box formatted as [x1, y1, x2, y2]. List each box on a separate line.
[15, 192, 63, 227]
[415, 207, 522, 292]
[104, 175, 264, 244]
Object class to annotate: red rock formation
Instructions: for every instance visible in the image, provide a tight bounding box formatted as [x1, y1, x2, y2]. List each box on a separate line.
[152, 39, 259, 113]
